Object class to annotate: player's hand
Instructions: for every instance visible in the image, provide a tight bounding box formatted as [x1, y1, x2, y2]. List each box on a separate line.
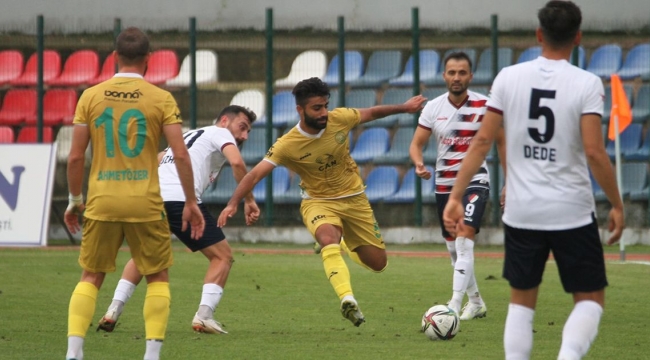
[402, 95, 427, 113]
[244, 199, 260, 225]
[64, 195, 85, 234]
[414, 163, 431, 180]
[606, 206, 625, 245]
[182, 202, 205, 240]
[217, 204, 238, 228]
[442, 197, 464, 238]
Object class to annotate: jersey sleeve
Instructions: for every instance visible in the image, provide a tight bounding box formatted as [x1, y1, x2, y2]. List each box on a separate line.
[486, 70, 506, 115]
[582, 76, 605, 116]
[330, 107, 361, 131]
[417, 100, 435, 129]
[263, 138, 287, 166]
[161, 92, 183, 126]
[213, 128, 237, 153]
[72, 90, 89, 125]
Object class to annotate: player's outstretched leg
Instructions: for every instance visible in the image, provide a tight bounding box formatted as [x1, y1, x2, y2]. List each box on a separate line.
[321, 243, 365, 326]
[97, 259, 141, 332]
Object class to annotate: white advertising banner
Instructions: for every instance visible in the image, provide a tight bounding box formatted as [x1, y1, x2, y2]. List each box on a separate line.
[0, 144, 57, 246]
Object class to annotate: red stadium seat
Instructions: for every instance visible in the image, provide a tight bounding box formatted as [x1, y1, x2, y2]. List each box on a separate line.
[25, 89, 78, 126]
[0, 89, 37, 126]
[0, 126, 15, 143]
[87, 53, 115, 85]
[9, 50, 61, 86]
[48, 50, 99, 87]
[144, 50, 179, 85]
[0, 50, 24, 85]
[16, 126, 54, 143]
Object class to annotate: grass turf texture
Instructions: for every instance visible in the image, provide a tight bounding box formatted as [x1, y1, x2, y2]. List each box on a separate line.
[0, 244, 648, 359]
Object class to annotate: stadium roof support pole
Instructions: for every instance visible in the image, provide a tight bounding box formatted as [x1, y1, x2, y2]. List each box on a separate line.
[37, 15, 44, 143]
[571, 46, 579, 67]
[189, 17, 197, 129]
[412, 7, 422, 227]
[490, 14, 501, 226]
[337, 16, 345, 108]
[265, 8, 274, 226]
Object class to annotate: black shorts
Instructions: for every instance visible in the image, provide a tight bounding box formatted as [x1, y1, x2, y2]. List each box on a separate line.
[164, 201, 226, 252]
[436, 187, 489, 239]
[503, 214, 608, 293]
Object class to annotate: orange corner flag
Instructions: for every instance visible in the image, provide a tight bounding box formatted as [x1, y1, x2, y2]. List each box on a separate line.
[607, 74, 632, 141]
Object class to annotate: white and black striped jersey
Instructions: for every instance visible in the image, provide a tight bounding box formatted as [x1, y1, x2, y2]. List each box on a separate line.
[158, 126, 236, 203]
[488, 56, 604, 230]
[418, 90, 490, 193]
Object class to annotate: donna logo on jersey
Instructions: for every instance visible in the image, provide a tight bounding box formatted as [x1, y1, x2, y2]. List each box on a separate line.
[104, 89, 143, 99]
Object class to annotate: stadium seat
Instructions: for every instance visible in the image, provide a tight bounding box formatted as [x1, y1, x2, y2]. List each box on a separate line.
[388, 49, 440, 86]
[586, 44, 622, 79]
[472, 47, 513, 84]
[25, 89, 77, 126]
[617, 43, 650, 80]
[0, 50, 24, 85]
[516, 46, 542, 63]
[16, 126, 54, 143]
[201, 166, 236, 204]
[350, 128, 390, 164]
[321, 50, 364, 86]
[275, 50, 327, 88]
[87, 53, 115, 85]
[605, 123, 642, 159]
[374, 127, 414, 165]
[621, 162, 648, 200]
[166, 50, 218, 86]
[54, 125, 92, 164]
[230, 89, 265, 120]
[422, 87, 447, 101]
[625, 125, 650, 161]
[364, 166, 399, 202]
[424, 48, 477, 86]
[632, 84, 650, 123]
[328, 89, 340, 109]
[240, 129, 277, 163]
[252, 166, 291, 202]
[10, 50, 61, 86]
[570, 46, 586, 69]
[367, 88, 413, 128]
[349, 50, 402, 88]
[345, 89, 376, 110]
[144, 50, 179, 85]
[602, 83, 634, 123]
[0, 126, 15, 143]
[275, 173, 303, 204]
[384, 166, 435, 203]
[256, 90, 298, 128]
[47, 50, 99, 87]
[0, 89, 36, 126]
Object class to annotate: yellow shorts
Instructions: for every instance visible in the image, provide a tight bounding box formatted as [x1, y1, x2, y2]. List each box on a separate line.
[79, 218, 173, 276]
[300, 193, 385, 251]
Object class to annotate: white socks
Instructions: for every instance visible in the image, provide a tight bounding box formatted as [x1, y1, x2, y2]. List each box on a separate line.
[445, 240, 457, 266]
[504, 303, 535, 360]
[449, 237, 475, 312]
[557, 300, 603, 360]
[198, 283, 223, 319]
[110, 279, 136, 313]
[144, 339, 163, 360]
[66, 336, 84, 360]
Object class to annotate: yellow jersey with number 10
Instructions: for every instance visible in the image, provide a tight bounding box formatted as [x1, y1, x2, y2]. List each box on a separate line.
[73, 74, 182, 222]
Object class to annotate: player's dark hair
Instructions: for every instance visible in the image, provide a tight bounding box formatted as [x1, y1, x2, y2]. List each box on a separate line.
[443, 51, 473, 72]
[115, 27, 150, 65]
[292, 77, 330, 107]
[538, 0, 582, 48]
[217, 105, 257, 124]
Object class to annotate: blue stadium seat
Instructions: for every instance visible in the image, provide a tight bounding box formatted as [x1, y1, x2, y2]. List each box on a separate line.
[472, 47, 513, 84]
[606, 123, 642, 159]
[364, 166, 399, 202]
[349, 50, 402, 88]
[321, 50, 364, 86]
[632, 84, 650, 123]
[255, 91, 298, 128]
[241, 129, 278, 163]
[424, 48, 477, 86]
[345, 88, 376, 109]
[586, 44, 622, 79]
[374, 127, 414, 165]
[388, 49, 440, 86]
[384, 166, 435, 203]
[275, 173, 303, 204]
[252, 166, 291, 203]
[516, 46, 541, 63]
[617, 43, 650, 80]
[368, 88, 413, 128]
[328, 89, 340, 109]
[350, 128, 390, 164]
[602, 83, 634, 123]
[622, 162, 648, 200]
[201, 166, 237, 204]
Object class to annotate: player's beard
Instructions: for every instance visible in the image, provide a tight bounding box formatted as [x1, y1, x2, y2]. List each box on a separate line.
[448, 81, 468, 96]
[304, 113, 328, 130]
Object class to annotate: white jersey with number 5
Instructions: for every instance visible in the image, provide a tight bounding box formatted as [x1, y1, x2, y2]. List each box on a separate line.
[158, 126, 236, 203]
[487, 56, 604, 230]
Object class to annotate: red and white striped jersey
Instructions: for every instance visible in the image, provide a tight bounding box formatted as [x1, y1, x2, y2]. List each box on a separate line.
[418, 90, 490, 193]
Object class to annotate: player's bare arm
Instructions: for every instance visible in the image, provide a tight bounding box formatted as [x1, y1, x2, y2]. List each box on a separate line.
[409, 126, 433, 180]
[495, 126, 507, 209]
[580, 113, 625, 244]
[64, 124, 91, 234]
[217, 160, 274, 227]
[358, 95, 427, 124]
[222, 144, 260, 225]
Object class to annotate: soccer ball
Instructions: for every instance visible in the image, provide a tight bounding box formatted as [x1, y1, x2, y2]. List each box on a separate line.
[421, 305, 460, 340]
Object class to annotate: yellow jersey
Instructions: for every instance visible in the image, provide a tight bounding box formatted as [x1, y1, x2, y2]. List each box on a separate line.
[264, 107, 365, 199]
[73, 73, 182, 222]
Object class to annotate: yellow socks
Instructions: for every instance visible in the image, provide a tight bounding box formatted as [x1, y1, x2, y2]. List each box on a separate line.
[143, 282, 171, 341]
[321, 244, 353, 300]
[67, 281, 98, 337]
